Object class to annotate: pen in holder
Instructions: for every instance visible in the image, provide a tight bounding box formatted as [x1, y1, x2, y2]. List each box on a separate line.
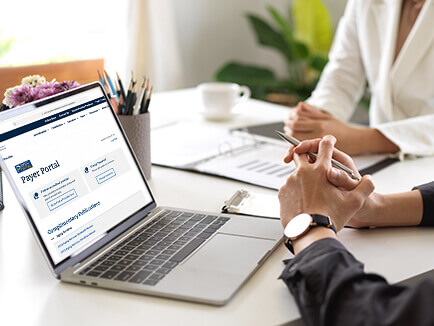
[118, 112, 151, 180]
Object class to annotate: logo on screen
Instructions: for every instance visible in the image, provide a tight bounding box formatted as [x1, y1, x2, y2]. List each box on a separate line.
[15, 160, 33, 173]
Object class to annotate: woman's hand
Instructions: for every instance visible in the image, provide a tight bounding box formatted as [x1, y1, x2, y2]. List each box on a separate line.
[284, 102, 399, 155]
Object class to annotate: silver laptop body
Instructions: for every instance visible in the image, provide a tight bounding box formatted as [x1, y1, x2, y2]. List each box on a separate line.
[0, 82, 282, 305]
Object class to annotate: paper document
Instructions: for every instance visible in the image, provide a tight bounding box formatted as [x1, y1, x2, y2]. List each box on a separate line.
[222, 189, 280, 219]
[151, 122, 254, 167]
[195, 142, 294, 189]
[152, 121, 396, 190]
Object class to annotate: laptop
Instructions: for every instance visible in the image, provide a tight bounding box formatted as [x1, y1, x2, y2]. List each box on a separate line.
[0, 82, 282, 305]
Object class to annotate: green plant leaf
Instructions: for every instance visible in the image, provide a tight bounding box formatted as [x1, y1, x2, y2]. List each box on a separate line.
[267, 6, 300, 60]
[292, 0, 333, 55]
[215, 62, 280, 99]
[246, 14, 292, 62]
[310, 54, 328, 71]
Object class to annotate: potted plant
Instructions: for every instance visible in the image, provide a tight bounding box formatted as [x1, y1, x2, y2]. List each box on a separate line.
[215, 0, 333, 107]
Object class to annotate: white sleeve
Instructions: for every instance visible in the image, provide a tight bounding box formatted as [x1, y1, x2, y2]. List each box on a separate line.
[306, 0, 366, 122]
[375, 114, 434, 156]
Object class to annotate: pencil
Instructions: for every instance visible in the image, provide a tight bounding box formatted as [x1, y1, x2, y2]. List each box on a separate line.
[116, 72, 126, 101]
[144, 86, 153, 113]
[97, 70, 104, 85]
[104, 69, 117, 98]
[134, 77, 146, 115]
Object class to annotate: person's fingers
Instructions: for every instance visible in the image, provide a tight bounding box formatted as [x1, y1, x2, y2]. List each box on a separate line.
[285, 119, 319, 132]
[292, 131, 318, 139]
[283, 146, 296, 163]
[353, 175, 375, 200]
[328, 149, 360, 178]
[293, 152, 309, 168]
[327, 167, 360, 190]
[317, 135, 336, 168]
[293, 138, 322, 154]
[298, 103, 331, 119]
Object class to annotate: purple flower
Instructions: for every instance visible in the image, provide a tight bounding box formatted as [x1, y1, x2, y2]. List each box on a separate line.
[31, 81, 62, 101]
[56, 80, 80, 92]
[3, 76, 81, 109]
[8, 84, 35, 107]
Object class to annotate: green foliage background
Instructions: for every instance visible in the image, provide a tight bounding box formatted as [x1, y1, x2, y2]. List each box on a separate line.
[215, 0, 333, 102]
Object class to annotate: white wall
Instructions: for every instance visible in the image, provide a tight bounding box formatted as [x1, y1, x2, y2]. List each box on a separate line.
[171, 0, 347, 88]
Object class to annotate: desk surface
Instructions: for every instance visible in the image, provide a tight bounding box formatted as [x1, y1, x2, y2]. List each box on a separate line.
[1, 89, 433, 326]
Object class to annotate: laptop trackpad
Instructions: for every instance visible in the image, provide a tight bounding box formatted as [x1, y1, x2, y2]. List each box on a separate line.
[181, 233, 275, 274]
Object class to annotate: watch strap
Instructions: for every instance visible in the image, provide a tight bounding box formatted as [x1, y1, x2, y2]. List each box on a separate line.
[283, 214, 336, 254]
[310, 214, 336, 233]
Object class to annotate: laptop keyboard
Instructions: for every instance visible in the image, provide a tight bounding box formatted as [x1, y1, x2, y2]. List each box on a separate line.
[79, 210, 230, 286]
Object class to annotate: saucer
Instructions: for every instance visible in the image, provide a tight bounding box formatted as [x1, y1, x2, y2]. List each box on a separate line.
[199, 108, 243, 121]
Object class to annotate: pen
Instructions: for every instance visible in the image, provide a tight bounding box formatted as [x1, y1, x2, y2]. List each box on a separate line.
[275, 130, 360, 181]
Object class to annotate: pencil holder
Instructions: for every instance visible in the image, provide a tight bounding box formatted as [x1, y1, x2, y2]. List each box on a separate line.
[118, 112, 151, 180]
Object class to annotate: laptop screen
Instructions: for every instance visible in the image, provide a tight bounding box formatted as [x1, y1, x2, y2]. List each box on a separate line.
[0, 83, 153, 266]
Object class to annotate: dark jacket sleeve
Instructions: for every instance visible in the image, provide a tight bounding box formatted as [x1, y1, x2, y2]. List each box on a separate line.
[280, 238, 434, 326]
[413, 181, 434, 226]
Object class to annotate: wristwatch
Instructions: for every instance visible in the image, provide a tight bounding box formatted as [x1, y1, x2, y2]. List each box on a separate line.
[283, 213, 336, 254]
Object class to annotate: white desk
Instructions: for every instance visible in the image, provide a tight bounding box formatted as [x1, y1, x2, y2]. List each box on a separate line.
[1, 89, 433, 326]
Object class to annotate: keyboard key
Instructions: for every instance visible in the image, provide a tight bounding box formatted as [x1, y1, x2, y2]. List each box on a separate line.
[153, 245, 167, 251]
[170, 239, 205, 263]
[138, 254, 154, 262]
[190, 214, 205, 221]
[86, 271, 101, 277]
[197, 233, 212, 240]
[149, 259, 165, 266]
[163, 261, 178, 269]
[115, 271, 135, 281]
[163, 249, 176, 255]
[79, 267, 91, 275]
[157, 267, 171, 274]
[118, 259, 133, 265]
[132, 260, 147, 267]
[142, 264, 158, 271]
[107, 255, 122, 261]
[111, 265, 126, 271]
[101, 270, 118, 279]
[143, 279, 158, 286]
[126, 265, 141, 272]
[94, 265, 109, 272]
[169, 244, 182, 250]
[202, 216, 218, 224]
[138, 244, 152, 250]
[131, 249, 146, 255]
[125, 254, 139, 261]
[147, 250, 160, 256]
[101, 261, 116, 266]
[156, 254, 171, 260]
[129, 271, 152, 283]
[149, 273, 164, 281]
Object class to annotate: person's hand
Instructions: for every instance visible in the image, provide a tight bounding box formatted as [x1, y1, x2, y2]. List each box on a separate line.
[284, 102, 369, 155]
[278, 135, 375, 232]
[283, 137, 379, 228]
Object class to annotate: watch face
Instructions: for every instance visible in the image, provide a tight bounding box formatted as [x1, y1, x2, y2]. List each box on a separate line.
[284, 213, 312, 239]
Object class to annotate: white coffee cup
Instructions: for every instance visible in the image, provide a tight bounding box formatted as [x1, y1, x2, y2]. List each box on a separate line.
[197, 82, 251, 121]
